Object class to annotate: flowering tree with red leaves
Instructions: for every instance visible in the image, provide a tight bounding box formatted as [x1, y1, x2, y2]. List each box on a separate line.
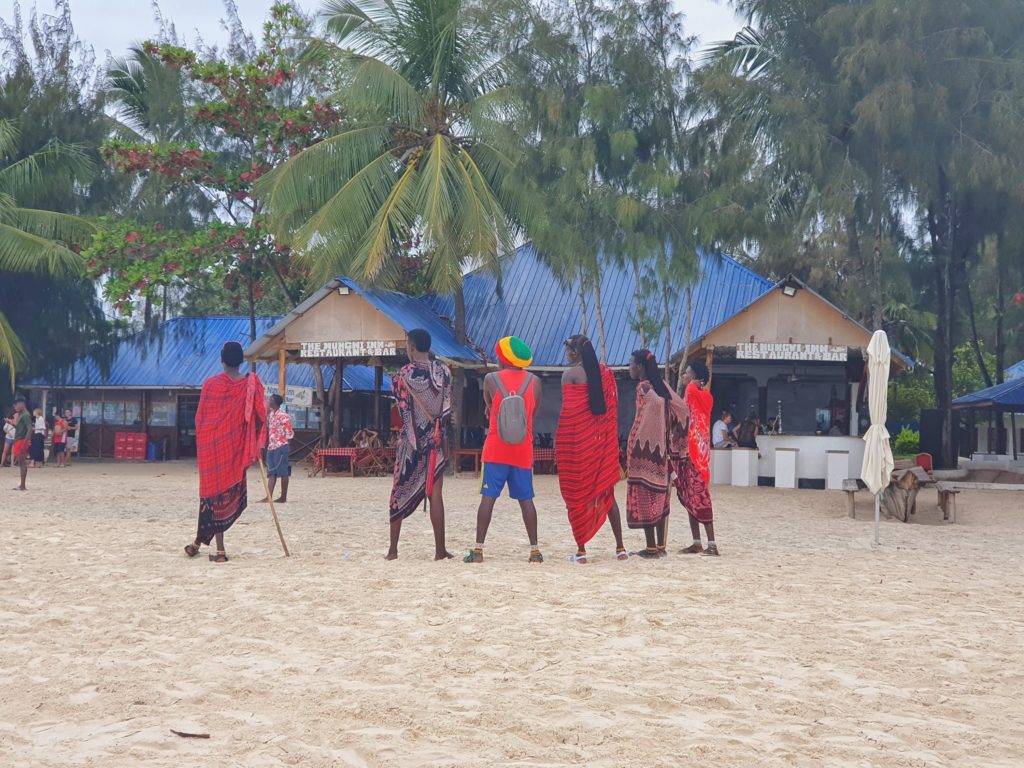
[89, 3, 342, 336]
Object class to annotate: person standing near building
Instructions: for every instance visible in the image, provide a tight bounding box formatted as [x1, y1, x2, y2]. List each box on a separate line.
[464, 336, 544, 564]
[387, 328, 453, 561]
[2, 411, 15, 468]
[626, 350, 689, 558]
[63, 408, 79, 465]
[183, 341, 267, 562]
[676, 361, 718, 556]
[11, 397, 32, 490]
[51, 411, 68, 467]
[30, 408, 46, 468]
[556, 334, 628, 563]
[260, 394, 294, 504]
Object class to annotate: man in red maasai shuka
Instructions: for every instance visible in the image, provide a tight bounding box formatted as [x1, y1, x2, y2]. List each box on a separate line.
[183, 341, 266, 563]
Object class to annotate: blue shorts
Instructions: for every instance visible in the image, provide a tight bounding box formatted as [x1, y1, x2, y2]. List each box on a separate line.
[266, 445, 291, 477]
[481, 462, 534, 500]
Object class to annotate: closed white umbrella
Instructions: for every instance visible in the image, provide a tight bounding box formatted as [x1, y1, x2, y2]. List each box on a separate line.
[860, 330, 895, 544]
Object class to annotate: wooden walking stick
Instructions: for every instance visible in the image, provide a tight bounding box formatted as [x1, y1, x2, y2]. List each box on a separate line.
[257, 457, 290, 557]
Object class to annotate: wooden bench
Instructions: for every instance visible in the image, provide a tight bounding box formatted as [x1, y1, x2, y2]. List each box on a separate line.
[842, 479, 860, 518]
[936, 482, 960, 523]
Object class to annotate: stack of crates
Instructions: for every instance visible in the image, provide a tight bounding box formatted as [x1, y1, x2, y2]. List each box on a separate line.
[114, 432, 147, 460]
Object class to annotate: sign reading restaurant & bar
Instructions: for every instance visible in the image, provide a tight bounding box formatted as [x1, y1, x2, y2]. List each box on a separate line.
[736, 342, 847, 362]
[300, 340, 399, 358]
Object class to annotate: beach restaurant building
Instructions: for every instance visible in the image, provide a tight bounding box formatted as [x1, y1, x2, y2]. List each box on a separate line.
[24, 316, 388, 460]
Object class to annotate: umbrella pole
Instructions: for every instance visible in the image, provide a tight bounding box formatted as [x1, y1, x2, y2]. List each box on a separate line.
[874, 492, 880, 546]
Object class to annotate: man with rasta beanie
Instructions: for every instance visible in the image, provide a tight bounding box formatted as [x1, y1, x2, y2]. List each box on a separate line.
[464, 336, 544, 563]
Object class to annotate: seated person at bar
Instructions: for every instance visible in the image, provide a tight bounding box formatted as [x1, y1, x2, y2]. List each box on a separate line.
[828, 418, 846, 437]
[712, 410, 738, 448]
[737, 415, 760, 448]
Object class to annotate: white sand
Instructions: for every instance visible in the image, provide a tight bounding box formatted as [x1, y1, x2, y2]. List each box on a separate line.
[1, 461, 1022, 767]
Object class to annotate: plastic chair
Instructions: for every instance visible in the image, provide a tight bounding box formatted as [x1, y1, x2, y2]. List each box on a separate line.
[915, 452, 933, 473]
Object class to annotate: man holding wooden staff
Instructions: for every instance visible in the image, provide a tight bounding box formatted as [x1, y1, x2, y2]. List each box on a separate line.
[183, 341, 267, 563]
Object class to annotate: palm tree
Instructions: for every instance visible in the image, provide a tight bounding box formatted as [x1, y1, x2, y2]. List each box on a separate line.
[257, 0, 535, 317]
[0, 119, 95, 386]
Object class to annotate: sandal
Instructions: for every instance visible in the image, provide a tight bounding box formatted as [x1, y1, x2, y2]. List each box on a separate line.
[615, 549, 630, 561]
[528, 551, 544, 564]
[703, 544, 720, 557]
[184, 543, 201, 558]
[656, 546, 667, 557]
[633, 547, 661, 559]
[566, 553, 588, 564]
[208, 551, 229, 563]
[679, 544, 704, 554]
[463, 549, 483, 563]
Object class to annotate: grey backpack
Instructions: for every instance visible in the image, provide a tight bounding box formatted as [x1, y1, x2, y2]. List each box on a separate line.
[493, 371, 534, 445]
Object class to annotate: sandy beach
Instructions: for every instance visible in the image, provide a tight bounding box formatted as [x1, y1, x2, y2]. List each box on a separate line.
[1, 460, 1022, 767]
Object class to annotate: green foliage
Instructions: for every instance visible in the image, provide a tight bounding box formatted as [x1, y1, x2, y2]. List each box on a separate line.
[892, 427, 920, 456]
[953, 342, 997, 398]
[257, 0, 539, 313]
[888, 371, 936, 424]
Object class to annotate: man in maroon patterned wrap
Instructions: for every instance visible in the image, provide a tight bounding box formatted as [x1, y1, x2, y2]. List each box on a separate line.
[183, 341, 266, 563]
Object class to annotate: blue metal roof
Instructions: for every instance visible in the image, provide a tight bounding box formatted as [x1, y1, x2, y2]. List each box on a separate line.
[26, 316, 388, 392]
[339, 277, 483, 362]
[425, 244, 772, 367]
[1006, 359, 1024, 380]
[953, 376, 1024, 410]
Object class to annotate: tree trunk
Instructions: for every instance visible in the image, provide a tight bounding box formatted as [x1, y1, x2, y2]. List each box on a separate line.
[631, 258, 647, 348]
[662, 284, 672, 380]
[927, 169, 957, 468]
[247, 276, 257, 343]
[676, 285, 693, 393]
[451, 282, 468, 455]
[312, 364, 328, 446]
[963, 259, 993, 389]
[578, 269, 589, 336]
[594, 275, 608, 364]
[144, 295, 152, 326]
[996, 230, 1006, 385]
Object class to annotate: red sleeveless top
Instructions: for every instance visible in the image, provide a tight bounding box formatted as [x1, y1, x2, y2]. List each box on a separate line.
[482, 369, 536, 469]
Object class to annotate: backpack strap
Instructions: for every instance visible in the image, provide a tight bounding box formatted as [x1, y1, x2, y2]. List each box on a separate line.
[492, 369, 531, 397]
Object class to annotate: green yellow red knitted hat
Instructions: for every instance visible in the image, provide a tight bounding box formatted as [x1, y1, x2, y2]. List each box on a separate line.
[495, 336, 533, 368]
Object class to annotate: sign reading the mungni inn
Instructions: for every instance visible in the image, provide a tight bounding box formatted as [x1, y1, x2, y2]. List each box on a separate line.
[736, 342, 847, 362]
[300, 340, 398, 358]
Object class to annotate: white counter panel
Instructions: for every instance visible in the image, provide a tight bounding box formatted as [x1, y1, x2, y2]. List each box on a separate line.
[756, 435, 865, 481]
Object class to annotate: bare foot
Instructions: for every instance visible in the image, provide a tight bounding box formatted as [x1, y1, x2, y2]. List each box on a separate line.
[679, 544, 703, 554]
[384, 552, 398, 561]
[274, 497, 287, 503]
[434, 551, 454, 560]
[257, 497, 269, 503]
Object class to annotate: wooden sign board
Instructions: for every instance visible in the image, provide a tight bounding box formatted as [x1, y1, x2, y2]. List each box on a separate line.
[264, 384, 314, 408]
[300, 340, 399, 358]
[737, 342, 847, 362]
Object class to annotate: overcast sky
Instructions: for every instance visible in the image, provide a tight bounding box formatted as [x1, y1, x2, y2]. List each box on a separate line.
[2, 0, 742, 63]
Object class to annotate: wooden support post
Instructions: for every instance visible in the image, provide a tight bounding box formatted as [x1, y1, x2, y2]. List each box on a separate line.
[705, 346, 714, 388]
[333, 361, 344, 445]
[374, 365, 383, 432]
[278, 348, 286, 399]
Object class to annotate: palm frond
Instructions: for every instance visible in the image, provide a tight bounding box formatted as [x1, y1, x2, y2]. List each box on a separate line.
[0, 309, 26, 388]
[5, 208, 98, 245]
[0, 222, 85, 275]
[0, 139, 94, 199]
[701, 26, 775, 77]
[342, 54, 427, 123]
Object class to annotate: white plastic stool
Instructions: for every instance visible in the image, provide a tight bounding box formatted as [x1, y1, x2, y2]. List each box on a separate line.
[826, 450, 849, 491]
[731, 448, 758, 487]
[775, 448, 799, 489]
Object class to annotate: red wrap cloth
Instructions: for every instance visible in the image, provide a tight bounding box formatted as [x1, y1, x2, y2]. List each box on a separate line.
[684, 382, 713, 485]
[557, 366, 621, 548]
[195, 372, 266, 544]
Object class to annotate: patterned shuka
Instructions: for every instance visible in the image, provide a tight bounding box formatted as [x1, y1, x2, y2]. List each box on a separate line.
[389, 360, 452, 522]
[556, 365, 621, 548]
[672, 382, 715, 523]
[195, 372, 267, 544]
[626, 381, 689, 529]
